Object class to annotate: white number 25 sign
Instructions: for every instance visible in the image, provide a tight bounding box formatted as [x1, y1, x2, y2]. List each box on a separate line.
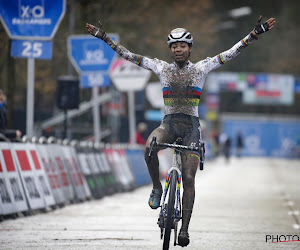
[11, 40, 52, 60]
[22, 41, 42, 57]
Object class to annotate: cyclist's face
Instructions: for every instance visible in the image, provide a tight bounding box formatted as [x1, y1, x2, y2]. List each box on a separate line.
[170, 42, 192, 63]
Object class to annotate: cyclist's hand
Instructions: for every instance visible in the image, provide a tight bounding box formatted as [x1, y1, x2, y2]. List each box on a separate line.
[86, 21, 106, 39]
[251, 15, 276, 38]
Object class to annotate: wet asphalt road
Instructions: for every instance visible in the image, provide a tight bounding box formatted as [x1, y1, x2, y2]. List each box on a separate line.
[0, 157, 300, 250]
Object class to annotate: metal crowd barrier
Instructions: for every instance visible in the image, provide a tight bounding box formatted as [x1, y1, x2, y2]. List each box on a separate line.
[0, 136, 172, 221]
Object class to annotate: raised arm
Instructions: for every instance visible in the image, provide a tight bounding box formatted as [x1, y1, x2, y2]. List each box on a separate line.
[201, 16, 276, 73]
[86, 21, 144, 66]
[250, 15, 276, 39]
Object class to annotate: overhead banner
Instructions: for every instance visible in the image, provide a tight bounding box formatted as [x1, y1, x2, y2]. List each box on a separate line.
[242, 74, 294, 105]
[206, 72, 295, 105]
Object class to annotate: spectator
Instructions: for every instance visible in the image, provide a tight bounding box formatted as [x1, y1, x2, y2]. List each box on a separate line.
[219, 132, 231, 163]
[0, 89, 22, 141]
[135, 122, 147, 145]
[211, 130, 219, 157]
[224, 136, 231, 162]
[236, 132, 244, 157]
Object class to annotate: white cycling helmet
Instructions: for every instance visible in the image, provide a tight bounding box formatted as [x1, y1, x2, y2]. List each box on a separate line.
[167, 28, 193, 47]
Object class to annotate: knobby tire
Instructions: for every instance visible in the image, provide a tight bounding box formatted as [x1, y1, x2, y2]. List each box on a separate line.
[163, 170, 178, 250]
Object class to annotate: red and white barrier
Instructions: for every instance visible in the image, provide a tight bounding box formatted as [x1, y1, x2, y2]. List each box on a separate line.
[11, 143, 49, 210]
[77, 153, 92, 176]
[116, 149, 135, 187]
[70, 147, 92, 198]
[94, 151, 118, 194]
[26, 143, 56, 207]
[0, 142, 28, 215]
[104, 148, 134, 191]
[77, 151, 105, 198]
[93, 152, 106, 174]
[0, 140, 157, 217]
[46, 144, 75, 202]
[86, 152, 102, 176]
[97, 152, 113, 174]
[61, 145, 90, 200]
[36, 144, 66, 205]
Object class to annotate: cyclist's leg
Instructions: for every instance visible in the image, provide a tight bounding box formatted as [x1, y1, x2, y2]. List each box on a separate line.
[145, 120, 175, 209]
[144, 121, 175, 190]
[179, 116, 201, 244]
[181, 153, 199, 231]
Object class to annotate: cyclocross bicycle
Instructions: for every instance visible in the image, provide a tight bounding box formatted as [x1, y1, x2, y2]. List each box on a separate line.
[148, 136, 205, 250]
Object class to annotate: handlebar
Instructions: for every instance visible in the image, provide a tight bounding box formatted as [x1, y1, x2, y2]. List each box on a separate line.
[148, 136, 205, 170]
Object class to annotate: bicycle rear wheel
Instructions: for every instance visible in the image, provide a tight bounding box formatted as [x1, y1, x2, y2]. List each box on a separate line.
[163, 170, 178, 250]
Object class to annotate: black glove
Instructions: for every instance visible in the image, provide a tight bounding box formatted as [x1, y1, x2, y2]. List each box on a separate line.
[253, 15, 270, 35]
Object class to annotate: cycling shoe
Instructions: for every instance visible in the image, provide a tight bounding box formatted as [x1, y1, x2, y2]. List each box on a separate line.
[148, 188, 162, 209]
[178, 230, 190, 247]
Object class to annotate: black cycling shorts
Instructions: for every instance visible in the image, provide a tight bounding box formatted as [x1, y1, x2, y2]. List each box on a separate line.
[155, 113, 202, 148]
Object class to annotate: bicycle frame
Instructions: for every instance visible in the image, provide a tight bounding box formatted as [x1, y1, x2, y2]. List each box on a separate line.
[160, 149, 182, 224]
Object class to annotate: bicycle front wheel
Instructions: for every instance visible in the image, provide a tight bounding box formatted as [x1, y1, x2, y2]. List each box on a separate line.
[163, 170, 178, 250]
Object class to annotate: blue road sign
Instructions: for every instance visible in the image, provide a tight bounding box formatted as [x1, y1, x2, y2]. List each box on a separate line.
[80, 72, 110, 88]
[0, 0, 66, 40]
[11, 40, 52, 59]
[68, 34, 119, 73]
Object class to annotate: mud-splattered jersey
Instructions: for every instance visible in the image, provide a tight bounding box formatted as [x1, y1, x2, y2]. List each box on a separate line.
[106, 34, 254, 117]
